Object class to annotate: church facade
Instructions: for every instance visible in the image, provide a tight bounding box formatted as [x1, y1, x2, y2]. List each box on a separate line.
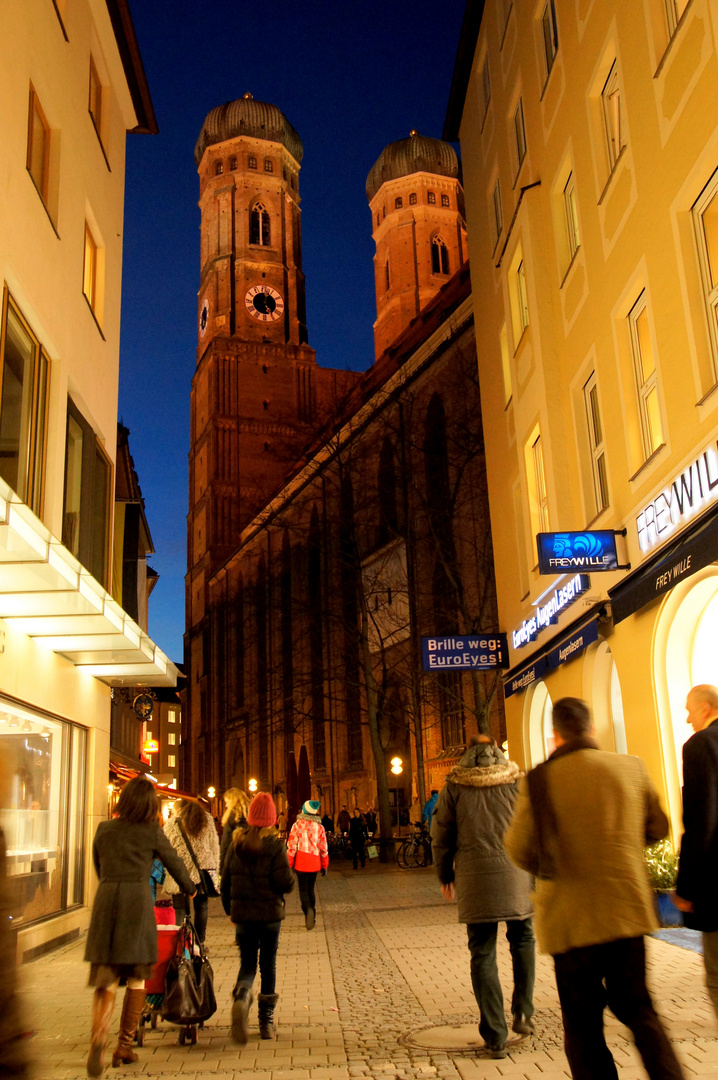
[185, 97, 501, 824]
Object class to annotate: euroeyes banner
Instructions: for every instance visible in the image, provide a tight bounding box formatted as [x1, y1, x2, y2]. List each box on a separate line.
[537, 531, 619, 575]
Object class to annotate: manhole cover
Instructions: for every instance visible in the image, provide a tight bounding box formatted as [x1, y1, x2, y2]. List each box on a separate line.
[401, 1024, 531, 1053]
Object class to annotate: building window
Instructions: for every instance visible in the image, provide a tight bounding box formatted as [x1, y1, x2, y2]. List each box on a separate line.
[376, 212, 381, 227]
[500, 324, 512, 405]
[666, 0, 690, 35]
[629, 292, 663, 458]
[583, 373, 609, 514]
[564, 172, 580, 259]
[517, 259, 530, 332]
[27, 85, 50, 204]
[409, 192, 417, 205]
[167, 732, 176, 745]
[394, 196, 402, 209]
[602, 61, 625, 172]
[248, 155, 257, 169]
[168, 709, 177, 723]
[481, 58, 491, 119]
[514, 98, 527, 172]
[229, 156, 237, 171]
[0, 289, 50, 515]
[441, 194, 450, 207]
[88, 57, 103, 142]
[62, 398, 112, 587]
[431, 236, 450, 275]
[215, 161, 223, 175]
[264, 158, 273, 172]
[427, 191, 436, 205]
[532, 433, 550, 532]
[493, 180, 503, 244]
[692, 169, 718, 371]
[384, 260, 390, 292]
[167, 755, 176, 768]
[541, 0, 559, 80]
[83, 223, 100, 318]
[250, 202, 270, 246]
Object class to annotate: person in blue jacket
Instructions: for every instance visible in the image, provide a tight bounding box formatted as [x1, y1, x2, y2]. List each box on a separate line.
[422, 790, 439, 825]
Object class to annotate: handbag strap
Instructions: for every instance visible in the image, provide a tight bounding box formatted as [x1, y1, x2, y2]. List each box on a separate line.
[177, 819, 203, 879]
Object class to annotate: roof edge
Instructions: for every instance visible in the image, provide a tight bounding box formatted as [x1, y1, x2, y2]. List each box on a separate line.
[105, 0, 158, 135]
[444, 0, 485, 141]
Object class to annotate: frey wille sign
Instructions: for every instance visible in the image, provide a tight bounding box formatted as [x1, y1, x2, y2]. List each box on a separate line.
[537, 531, 619, 575]
[636, 439, 718, 553]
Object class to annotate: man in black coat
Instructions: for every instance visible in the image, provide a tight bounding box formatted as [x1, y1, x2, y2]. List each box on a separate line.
[675, 684, 718, 1023]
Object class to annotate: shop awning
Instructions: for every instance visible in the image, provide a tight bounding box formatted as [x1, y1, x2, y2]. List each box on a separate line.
[609, 506, 718, 625]
[0, 477, 178, 687]
[109, 762, 198, 801]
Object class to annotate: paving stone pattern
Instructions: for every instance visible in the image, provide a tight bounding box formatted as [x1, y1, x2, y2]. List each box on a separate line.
[17, 862, 718, 1080]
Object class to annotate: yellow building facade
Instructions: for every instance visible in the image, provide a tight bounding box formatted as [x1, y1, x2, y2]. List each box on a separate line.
[446, 0, 718, 837]
[0, 0, 176, 960]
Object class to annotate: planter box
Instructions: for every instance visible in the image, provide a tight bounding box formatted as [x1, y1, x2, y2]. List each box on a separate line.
[655, 890, 683, 927]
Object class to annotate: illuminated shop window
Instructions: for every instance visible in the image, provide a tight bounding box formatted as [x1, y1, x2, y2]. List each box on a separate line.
[628, 292, 663, 459]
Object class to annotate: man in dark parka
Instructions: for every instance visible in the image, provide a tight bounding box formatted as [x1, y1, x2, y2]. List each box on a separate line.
[431, 736, 534, 1059]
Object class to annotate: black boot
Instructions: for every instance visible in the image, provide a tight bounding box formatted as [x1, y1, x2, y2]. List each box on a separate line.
[257, 993, 279, 1040]
[231, 984, 253, 1045]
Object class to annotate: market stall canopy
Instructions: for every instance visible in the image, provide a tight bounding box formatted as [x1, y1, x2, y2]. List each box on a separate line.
[0, 477, 178, 687]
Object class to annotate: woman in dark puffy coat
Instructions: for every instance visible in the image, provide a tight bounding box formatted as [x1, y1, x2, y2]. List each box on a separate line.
[85, 778, 195, 1076]
[220, 792, 294, 1044]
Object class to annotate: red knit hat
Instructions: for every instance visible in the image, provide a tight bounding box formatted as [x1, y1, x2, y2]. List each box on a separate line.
[247, 792, 277, 828]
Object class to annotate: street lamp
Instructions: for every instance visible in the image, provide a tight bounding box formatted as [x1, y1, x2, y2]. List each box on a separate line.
[390, 756, 403, 775]
[207, 786, 216, 799]
[248, 778, 258, 792]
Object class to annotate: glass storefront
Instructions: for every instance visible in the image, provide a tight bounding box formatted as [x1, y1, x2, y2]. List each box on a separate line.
[0, 697, 86, 925]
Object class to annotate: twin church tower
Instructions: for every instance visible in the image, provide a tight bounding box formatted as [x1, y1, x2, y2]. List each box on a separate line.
[186, 93, 467, 674]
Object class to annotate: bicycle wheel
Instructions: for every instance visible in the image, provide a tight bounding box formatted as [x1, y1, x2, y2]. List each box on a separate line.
[396, 840, 411, 869]
[404, 839, 422, 868]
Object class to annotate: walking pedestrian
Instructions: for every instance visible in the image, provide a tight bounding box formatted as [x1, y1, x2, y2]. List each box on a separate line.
[163, 798, 220, 943]
[287, 800, 329, 929]
[220, 788, 250, 871]
[321, 812, 335, 834]
[84, 777, 195, 1076]
[337, 804, 351, 834]
[422, 789, 439, 826]
[505, 697, 685, 1080]
[349, 808, 368, 869]
[221, 791, 294, 1043]
[674, 684, 718, 1024]
[431, 736, 534, 1059]
[364, 807, 377, 835]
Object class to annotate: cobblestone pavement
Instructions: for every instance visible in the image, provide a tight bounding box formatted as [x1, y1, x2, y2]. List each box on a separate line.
[18, 862, 718, 1080]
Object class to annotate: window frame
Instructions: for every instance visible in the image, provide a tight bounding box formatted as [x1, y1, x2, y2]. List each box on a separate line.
[250, 202, 271, 247]
[564, 172, 580, 260]
[83, 224, 98, 313]
[27, 84, 50, 205]
[394, 196, 402, 209]
[666, 0, 691, 37]
[601, 61, 625, 173]
[481, 58, 492, 120]
[532, 433, 550, 533]
[541, 0, 559, 82]
[517, 259, 530, 332]
[583, 372, 609, 515]
[431, 236, 450, 275]
[628, 292, 664, 460]
[492, 179, 503, 246]
[427, 191, 436, 205]
[264, 158, 273, 173]
[409, 192, 417, 206]
[514, 98, 527, 173]
[248, 155, 257, 170]
[88, 56, 103, 145]
[62, 397, 113, 588]
[692, 169, 718, 375]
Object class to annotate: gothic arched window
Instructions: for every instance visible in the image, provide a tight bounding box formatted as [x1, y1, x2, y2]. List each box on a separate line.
[250, 202, 271, 247]
[384, 260, 390, 292]
[378, 437, 399, 544]
[431, 236, 450, 275]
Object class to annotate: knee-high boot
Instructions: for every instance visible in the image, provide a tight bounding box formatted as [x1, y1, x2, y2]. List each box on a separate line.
[111, 987, 146, 1067]
[87, 987, 116, 1077]
[257, 993, 279, 1040]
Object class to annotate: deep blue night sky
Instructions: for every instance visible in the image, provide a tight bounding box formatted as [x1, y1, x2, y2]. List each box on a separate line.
[118, 1, 465, 661]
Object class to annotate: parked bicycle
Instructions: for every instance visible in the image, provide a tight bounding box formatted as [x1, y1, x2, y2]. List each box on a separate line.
[396, 822, 432, 869]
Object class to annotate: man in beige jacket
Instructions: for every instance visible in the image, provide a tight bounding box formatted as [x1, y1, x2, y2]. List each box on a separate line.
[505, 697, 684, 1080]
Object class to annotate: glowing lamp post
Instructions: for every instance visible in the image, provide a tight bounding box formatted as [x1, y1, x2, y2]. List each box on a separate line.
[207, 786, 216, 799]
[248, 778, 258, 792]
[390, 756, 403, 775]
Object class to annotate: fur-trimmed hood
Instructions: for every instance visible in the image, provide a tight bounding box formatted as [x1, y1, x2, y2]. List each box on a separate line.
[446, 759, 522, 788]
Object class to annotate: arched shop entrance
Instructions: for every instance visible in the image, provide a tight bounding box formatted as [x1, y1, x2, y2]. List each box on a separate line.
[653, 564, 718, 830]
[523, 680, 554, 767]
[584, 640, 628, 754]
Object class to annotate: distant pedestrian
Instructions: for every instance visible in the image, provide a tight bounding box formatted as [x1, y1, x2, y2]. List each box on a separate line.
[220, 788, 250, 871]
[422, 789, 439, 826]
[337, 804, 351, 834]
[221, 792, 294, 1043]
[277, 809, 288, 836]
[674, 684, 718, 1024]
[85, 778, 195, 1076]
[287, 800, 329, 929]
[163, 799, 220, 942]
[506, 697, 684, 1080]
[432, 736, 534, 1059]
[349, 808, 368, 869]
[321, 812, 334, 834]
[364, 807, 377, 835]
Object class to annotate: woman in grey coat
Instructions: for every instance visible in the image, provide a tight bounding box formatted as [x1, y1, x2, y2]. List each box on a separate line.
[431, 736, 534, 1059]
[85, 778, 195, 1076]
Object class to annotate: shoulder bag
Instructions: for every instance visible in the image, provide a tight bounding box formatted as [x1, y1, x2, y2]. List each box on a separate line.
[177, 819, 220, 898]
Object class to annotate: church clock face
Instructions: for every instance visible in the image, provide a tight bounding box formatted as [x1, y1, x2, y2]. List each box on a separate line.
[199, 297, 210, 336]
[245, 284, 284, 323]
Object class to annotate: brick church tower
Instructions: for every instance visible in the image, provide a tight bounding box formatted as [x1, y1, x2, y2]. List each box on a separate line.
[186, 95, 358, 789]
[366, 131, 467, 358]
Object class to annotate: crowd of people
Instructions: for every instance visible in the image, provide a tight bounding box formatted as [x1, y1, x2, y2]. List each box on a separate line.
[1, 683, 715, 1080]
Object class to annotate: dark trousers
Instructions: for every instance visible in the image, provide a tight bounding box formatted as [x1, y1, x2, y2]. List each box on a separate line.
[466, 918, 535, 1048]
[234, 920, 282, 996]
[296, 871, 317, 915]
[351, 842, 365, 869]
[553, 936, 684, 1080]
[172, 892, 208, 942]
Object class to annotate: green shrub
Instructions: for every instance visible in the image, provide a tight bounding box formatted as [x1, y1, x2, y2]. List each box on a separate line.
[644, 839, 678, 891]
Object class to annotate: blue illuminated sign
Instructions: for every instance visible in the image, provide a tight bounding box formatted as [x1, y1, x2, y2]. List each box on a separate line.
[537, 531, 619, 575]
[512, 574, 590, 649]
[421, 634, 509, 672]
[504, 657, 548, 698]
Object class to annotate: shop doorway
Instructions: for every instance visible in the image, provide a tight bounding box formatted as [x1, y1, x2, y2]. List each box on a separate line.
[524, 680, 554, 767]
